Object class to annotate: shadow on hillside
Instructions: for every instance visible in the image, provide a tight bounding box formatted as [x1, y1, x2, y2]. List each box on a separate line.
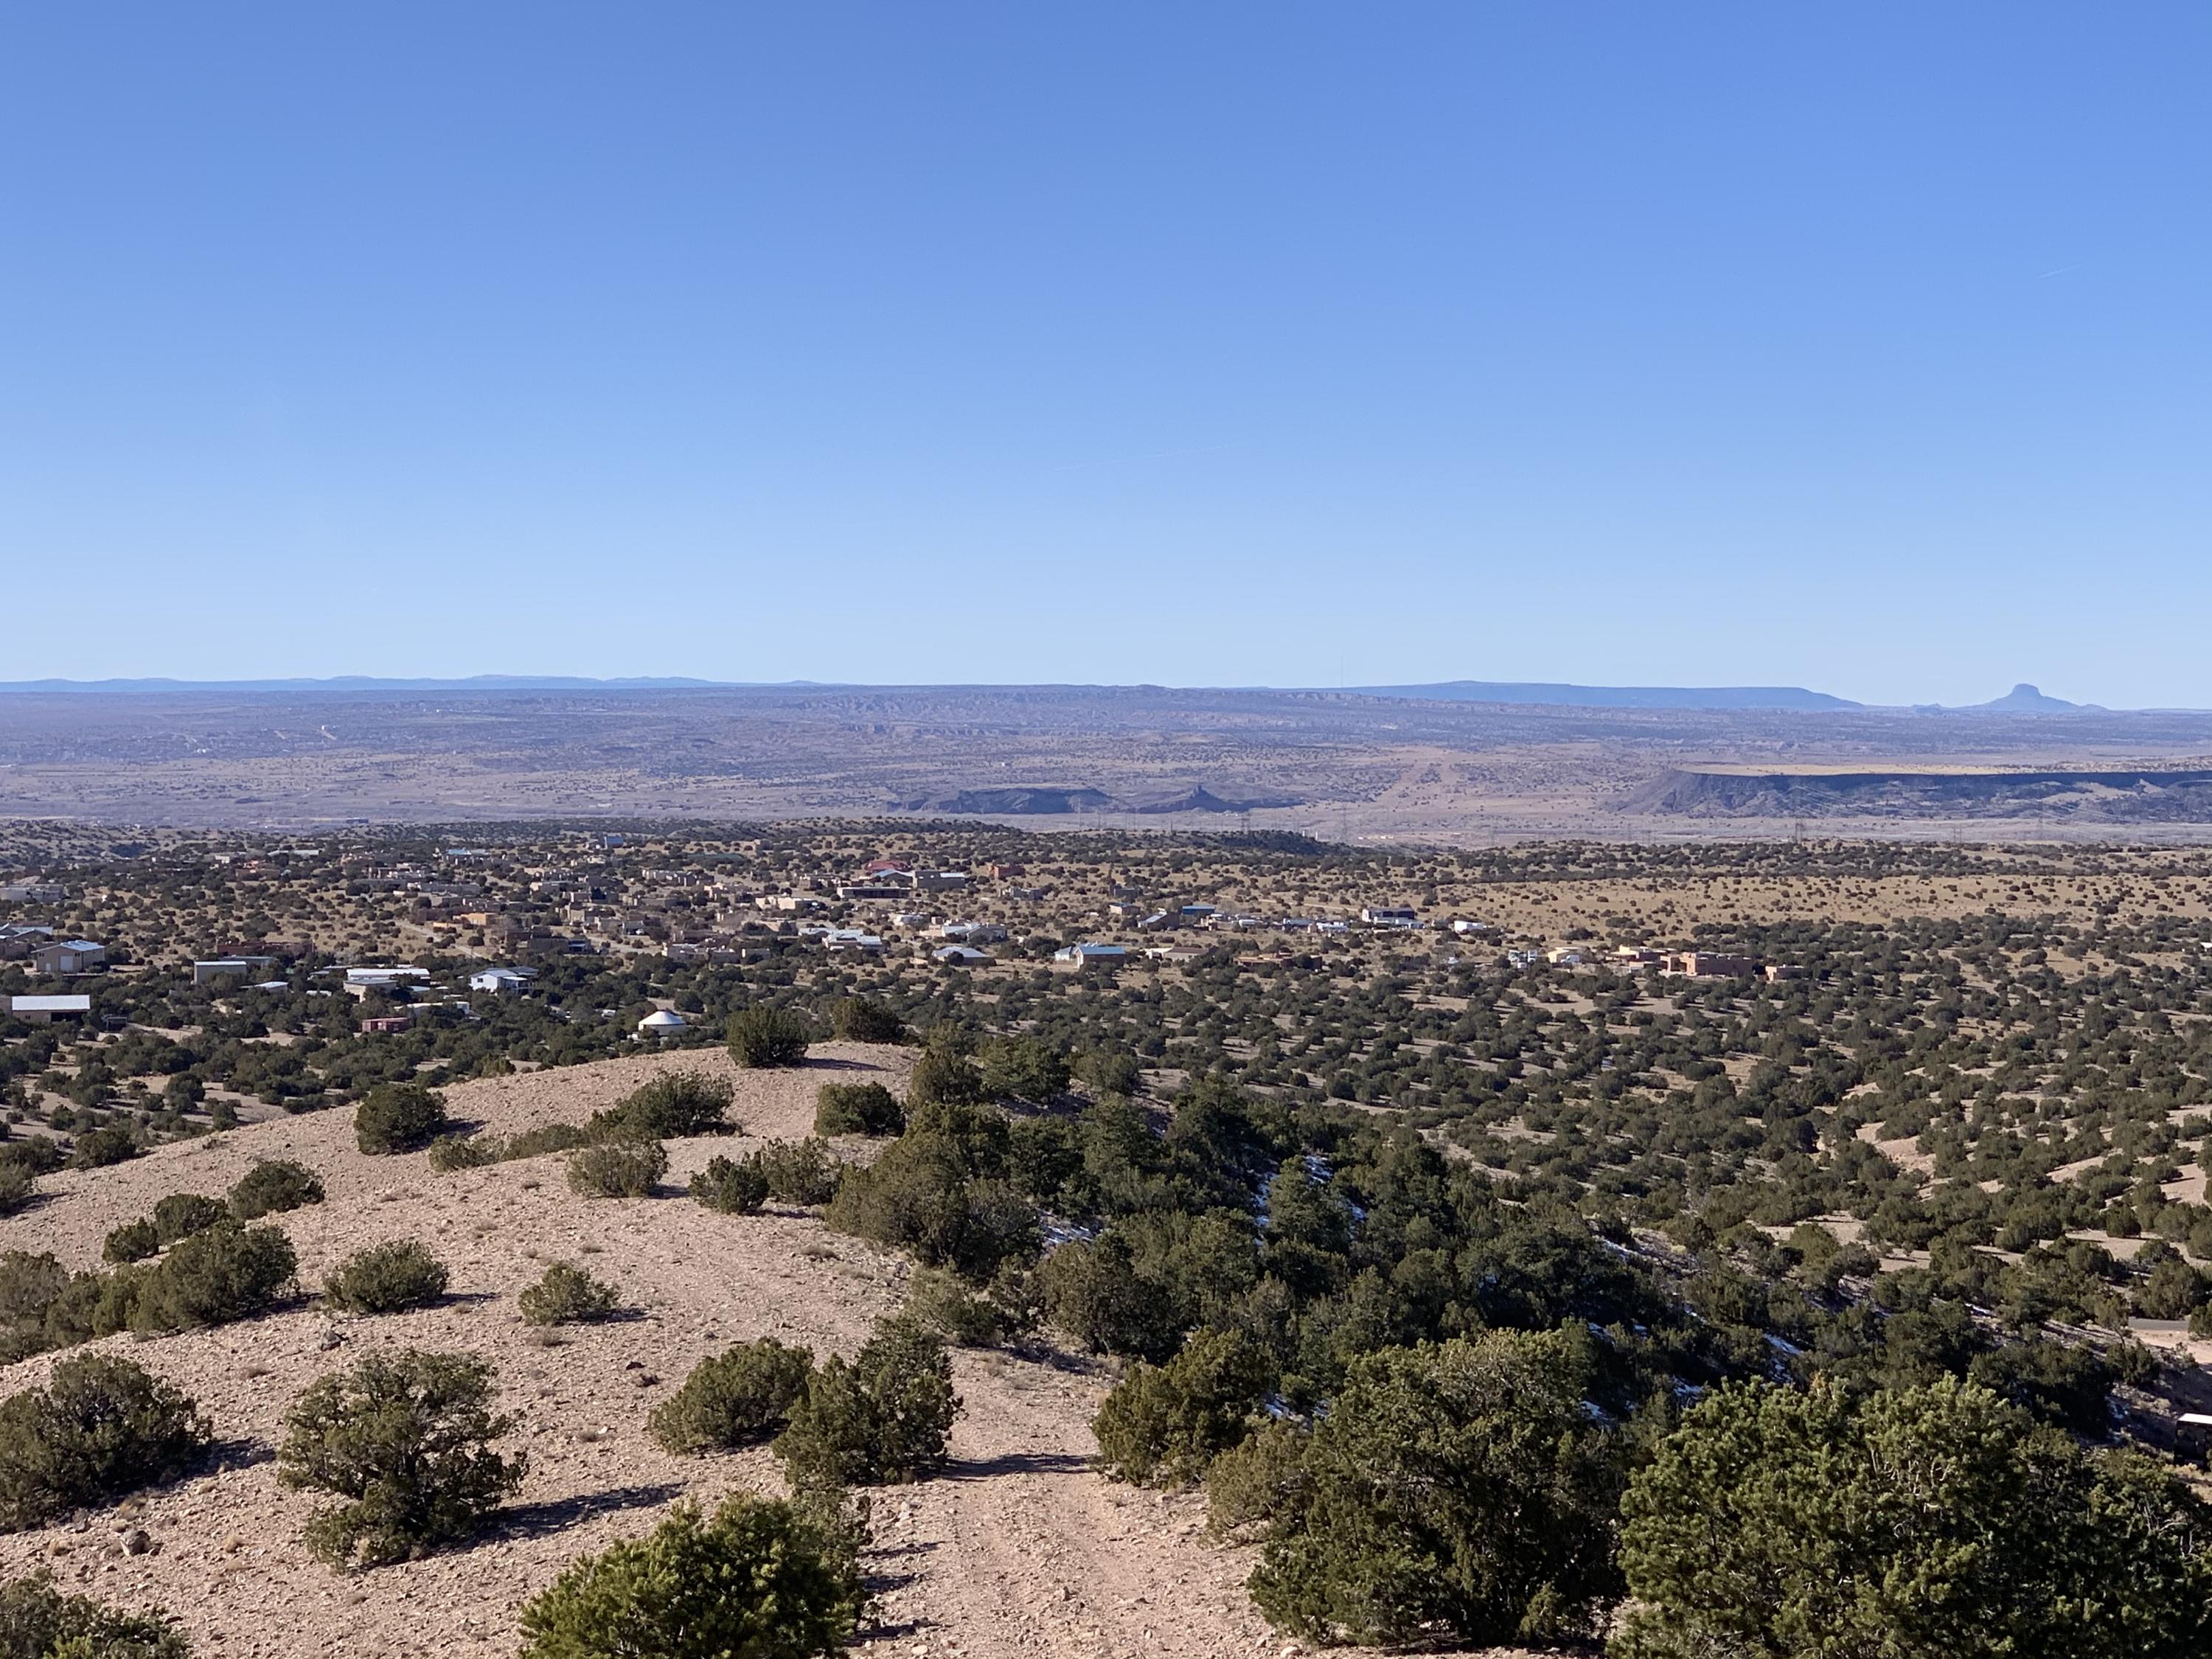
[489, 1481, 684, 1542]
[801, 1056, 886, 1073]
[939, 1450, 1091, 1482]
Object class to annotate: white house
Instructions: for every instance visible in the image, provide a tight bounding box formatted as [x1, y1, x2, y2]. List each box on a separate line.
[638, 1009, 688, 1036]
[933, 945, 991, 965]
[468, 967, 537, 995]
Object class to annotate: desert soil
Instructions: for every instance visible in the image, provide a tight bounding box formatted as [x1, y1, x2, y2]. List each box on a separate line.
[0, 1045, 1512, 1658]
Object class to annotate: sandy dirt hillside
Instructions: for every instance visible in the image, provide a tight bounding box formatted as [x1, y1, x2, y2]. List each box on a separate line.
[0, 1045, 1514, 1659]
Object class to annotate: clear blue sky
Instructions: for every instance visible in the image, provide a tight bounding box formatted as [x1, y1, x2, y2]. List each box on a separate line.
[4, 4, 2207, 704]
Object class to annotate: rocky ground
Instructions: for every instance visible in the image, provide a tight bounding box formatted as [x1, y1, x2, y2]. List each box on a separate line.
[0, 1045, 1512, 1658]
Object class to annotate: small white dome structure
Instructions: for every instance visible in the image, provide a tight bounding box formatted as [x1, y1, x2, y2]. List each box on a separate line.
[637, 1009, 688, 1036]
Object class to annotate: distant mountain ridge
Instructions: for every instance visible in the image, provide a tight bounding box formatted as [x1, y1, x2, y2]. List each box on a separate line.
[1341, 681, 1860, 712]
[0, 675, 2120, 713]
[0, 675, 821, 693]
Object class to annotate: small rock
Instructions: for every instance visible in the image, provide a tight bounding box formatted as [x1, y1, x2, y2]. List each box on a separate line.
[318, 1327, 344, 1351]
[120, 1529, 151, 1557]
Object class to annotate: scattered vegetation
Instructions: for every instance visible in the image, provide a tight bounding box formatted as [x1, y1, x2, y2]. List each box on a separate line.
[689, 1155, 768, 1215]
[516, 1262, 620, 1326]
[227, 1159, 323, 1220]
[1093, 1328, 1271, 1488]
[588, 1070, 736, 1141]
[0, 1573, 191, 1658]
[277, 1349, 526, 1570]
[352, 1084, 449, 1155]
[322, 1241, 450, 1315]
[773, 1315, 959, 1488]
[830, 995, 903, 1044]
[1616, 1376, 2212, 1659]
[1215, 1329, 1626, 1646]
[565, 1139, 669, 1198]
[650, 1338, 815, 1455]
[518, 1494, 866, 1659]
[813, 1081, 903, 1137]
[727, 1006, 810, 1069]
[752, 1138, 844, 1206]
[0, 1356, 211, 1531]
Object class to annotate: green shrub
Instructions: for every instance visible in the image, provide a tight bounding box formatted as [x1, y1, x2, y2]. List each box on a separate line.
[1228, 1329, 1624, 1647]
[754, 1139, 843, 1206]
[278, 1349, 526, 1570]
[324, 1242, 449, 1315]
[228, 1159, 323, 1220]
[1202, 1419, 1309, 1544]
[132, 1223, 296, 1334]
[978, 1037, 1071, 1104]
[1620, 1376, 2212, 1659]
[905, 1046, 985, 1109]
[1035, 1233, 1180, 1361]
[1075, 1048, 1142, 1096]
[650, 1339, 815, 1455]
[0, 1573, 191, 1659]
[588, 1071, 735, 1141]
[0, 1141, 64, 1181]
[830, 996, 903, 1044]
[0, 1255, 68, 1332]
[566, 1140, 669, 1199]
[0, 1165, 32, 1220]
[814, 1082, 904, 1138]
[504, 1123, 593, 1161]
[902, 1265, 1011, 1347]
[774, 1316, 959, 1487]
[518, 1494, 864, 1659]
[517, 1262, 619, 1326]
[1094, 1329, 1273, 1487]
[0, 1355, 211, 1531]
[689, 1155, 768, 1215]
[353, 1084, 450, 1155]
[67, 1127, 139, 1171]
[824, 1101, 1033, 1279]
[150, 1194, 228, 1245]
[103, 1219, 161, 1266]
[426, 1133, 501, 1172]
[728, 1006, 810, 1069]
